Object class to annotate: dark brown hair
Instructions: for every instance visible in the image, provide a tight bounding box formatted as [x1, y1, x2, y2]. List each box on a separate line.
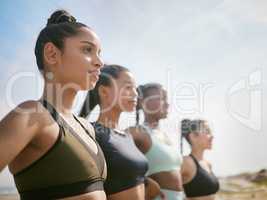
[180, 119, 206, 154]
[135, 83, 163, 125]
[35, 10, 88, 71]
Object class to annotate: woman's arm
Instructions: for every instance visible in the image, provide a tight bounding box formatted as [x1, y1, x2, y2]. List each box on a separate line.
[181, 156, 194, 184]
[145, 177, 165, 200]
[125, 126, 151, 154]
[0, 101, 41, 172]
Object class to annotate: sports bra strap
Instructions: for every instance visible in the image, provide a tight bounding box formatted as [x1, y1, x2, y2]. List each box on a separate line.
[189, 154, 200, 168]
[41, 99, 106, 177]
[40, 99, 96, 142]
[41, 99, 60, 123]
[73, 115, 96, 142]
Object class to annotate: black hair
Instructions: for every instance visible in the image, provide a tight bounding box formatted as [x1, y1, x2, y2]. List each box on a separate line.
[35, 9, 88, 72]
[79, 64, 129, 118]
[180, 119, 205, 154]
[135, 83, 163, 125]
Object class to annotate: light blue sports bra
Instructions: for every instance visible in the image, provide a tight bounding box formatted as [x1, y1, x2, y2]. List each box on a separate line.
[142, 124, 182, 176]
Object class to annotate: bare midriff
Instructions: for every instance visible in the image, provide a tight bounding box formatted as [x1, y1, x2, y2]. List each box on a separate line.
[149, 169, 183, 191]
[59, 190, 107, 200]
[107, 183, 145, 200]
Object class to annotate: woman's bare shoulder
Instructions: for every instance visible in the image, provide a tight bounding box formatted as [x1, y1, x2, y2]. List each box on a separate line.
[3, 100, 48, 128]
[126, 125, 149, 140]
[182, 156, 196, 172]
[0, 100, 49, 171]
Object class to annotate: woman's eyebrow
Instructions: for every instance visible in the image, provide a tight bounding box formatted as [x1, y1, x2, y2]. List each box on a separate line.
[80, 40, 97, 47]
[123, 80, 136, 85]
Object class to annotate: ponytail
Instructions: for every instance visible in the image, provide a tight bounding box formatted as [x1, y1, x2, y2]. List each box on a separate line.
[180, 131, 183, 155]
[136, 85, 145, 125]
[79, 64, 129, 118]
[180, 119, 192, 155]
[79, 89, 99, 118]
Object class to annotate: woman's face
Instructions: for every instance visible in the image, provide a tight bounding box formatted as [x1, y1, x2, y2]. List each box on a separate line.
[141, 88, 169, 120]
[53, 27, 104, 90]
[191, 122, 214, 150]
[103, 71, 138, 112]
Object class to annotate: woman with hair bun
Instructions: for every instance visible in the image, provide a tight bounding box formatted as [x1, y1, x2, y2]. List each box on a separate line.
[0, 10, 107, 200]
[180, 119, 220, 200]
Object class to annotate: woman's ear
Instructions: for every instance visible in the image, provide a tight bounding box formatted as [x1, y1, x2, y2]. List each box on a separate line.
[43, 42, 61, 68]
[188, 133, 196, 143]
[98, 85, 108, 99]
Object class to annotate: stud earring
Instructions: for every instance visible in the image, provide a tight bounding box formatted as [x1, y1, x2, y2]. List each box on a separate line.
[45, 72, 54, 80]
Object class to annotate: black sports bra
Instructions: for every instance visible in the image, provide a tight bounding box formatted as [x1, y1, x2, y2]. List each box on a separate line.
[93, 122, 148, 195]
[183, 154, 219, 198]
[14, 100, 107, 199]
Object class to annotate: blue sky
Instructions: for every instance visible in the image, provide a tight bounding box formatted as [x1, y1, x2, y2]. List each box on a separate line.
[0, 0, 267, 188]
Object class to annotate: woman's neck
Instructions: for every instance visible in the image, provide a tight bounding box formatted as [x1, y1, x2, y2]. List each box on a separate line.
[144, 115, 160, 129]
[41, 81, 77, 117]
[191, 147, 205, 161]
[97, 107, 121, 129]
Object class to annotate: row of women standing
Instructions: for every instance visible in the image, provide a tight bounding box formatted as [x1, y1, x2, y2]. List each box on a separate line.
[0, 10, 219, 200]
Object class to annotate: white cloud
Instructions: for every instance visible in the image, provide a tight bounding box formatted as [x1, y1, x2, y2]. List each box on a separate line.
[221, 0, 267, 24]
[0, 0, 267, 189]
[0, 101, 13, 120]
[0, 168, 15, 188]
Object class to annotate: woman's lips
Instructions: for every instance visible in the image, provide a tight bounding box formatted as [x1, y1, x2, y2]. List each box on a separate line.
[88, 70, 100, 81]
[128, 100, 137, 105]
[88, 69, 100, 75]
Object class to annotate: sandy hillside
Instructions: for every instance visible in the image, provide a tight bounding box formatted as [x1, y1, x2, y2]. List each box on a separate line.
[1, 169, 267, 200]
[218, 169, 267, 200]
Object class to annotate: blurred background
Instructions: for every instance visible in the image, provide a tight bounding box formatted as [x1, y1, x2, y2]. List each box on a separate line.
[0, 0, 266, 196]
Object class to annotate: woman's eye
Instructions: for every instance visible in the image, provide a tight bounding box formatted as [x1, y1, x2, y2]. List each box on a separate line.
[131, 86, 137, 90]
[83, 47, 92, 53]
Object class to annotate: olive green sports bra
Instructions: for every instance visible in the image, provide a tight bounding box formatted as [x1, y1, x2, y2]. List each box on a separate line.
[13, 100, 107, 200]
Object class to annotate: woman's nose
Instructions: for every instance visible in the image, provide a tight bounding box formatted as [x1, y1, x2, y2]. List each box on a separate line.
[133, 88, 138, 98]
[94, 55, 104, 69]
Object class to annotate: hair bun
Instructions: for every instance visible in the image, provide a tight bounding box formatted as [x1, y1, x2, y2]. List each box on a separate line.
[47, 10, 76, 26]
[181, 119, 191, 136]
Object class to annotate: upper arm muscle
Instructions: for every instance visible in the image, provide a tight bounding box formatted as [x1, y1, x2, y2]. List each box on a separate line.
[0, 101, 41, 171]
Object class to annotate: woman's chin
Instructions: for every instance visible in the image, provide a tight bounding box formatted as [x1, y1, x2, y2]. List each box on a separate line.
[84, 82, 97, 90]
[207, 144, 213, 150]
[122, 102, 136, 112]
[160, 113, 168, 119]
[122, 106, 135, 113]
[126, 108, 135, 112]
[160, 110, 168, 117]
